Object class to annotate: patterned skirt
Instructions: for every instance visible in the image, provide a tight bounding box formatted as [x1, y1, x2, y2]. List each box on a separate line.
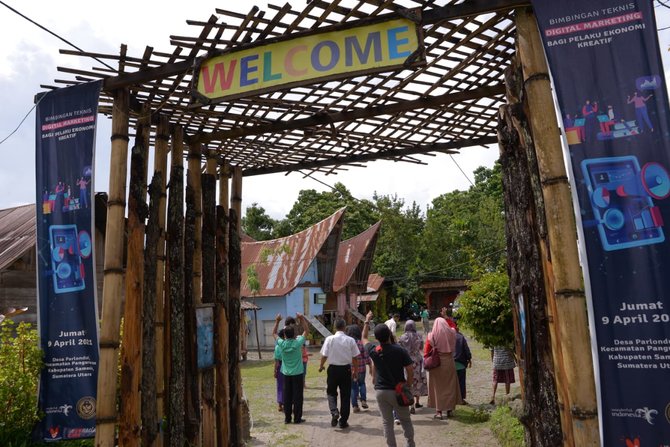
[493, 368, 515, 384]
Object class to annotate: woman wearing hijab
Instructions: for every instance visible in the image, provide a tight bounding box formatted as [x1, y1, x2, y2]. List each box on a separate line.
[424, 317, 462, 419]
[398, 320, 428, 414]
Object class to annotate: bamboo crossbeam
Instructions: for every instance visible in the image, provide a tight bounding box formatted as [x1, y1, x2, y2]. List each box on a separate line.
[95, 88, 129, 447]
[242, 135, 498, 176]
[194, 84, 506, 143]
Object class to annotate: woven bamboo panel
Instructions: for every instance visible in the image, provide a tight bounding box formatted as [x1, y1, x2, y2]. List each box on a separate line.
[49, 0, 520, 176]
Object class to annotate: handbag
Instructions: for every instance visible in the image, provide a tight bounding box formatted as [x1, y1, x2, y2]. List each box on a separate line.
[423, 345, 441, 370]
[394, 381, 413, 407]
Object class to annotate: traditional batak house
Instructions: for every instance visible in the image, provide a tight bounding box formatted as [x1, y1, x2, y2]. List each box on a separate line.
[330, 221, 381, 324]
[356, 273, 386, 317]
[241, 208, 344, 348]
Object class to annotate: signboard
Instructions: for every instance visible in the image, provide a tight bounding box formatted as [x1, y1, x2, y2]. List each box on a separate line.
[34, 81, 102, 441]
[192, 15, 424, 104]
[314, 292, 327, 304]
[196, 305, 214, 370]
[529, 1, 670, 445]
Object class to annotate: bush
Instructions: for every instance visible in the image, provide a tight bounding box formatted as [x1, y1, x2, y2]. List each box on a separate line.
[0, 319, 43, 445]
[490, 405, 526, 447]
[457, 271, 514, 348]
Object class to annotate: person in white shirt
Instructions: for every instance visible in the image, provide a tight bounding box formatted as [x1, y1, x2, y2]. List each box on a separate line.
[319, 318, 360, 429]
[384, 314, 400, 341]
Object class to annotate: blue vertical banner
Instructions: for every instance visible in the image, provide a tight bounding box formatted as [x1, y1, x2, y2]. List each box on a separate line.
[35, 81, 102, 441]
[529, 2, 670, 445]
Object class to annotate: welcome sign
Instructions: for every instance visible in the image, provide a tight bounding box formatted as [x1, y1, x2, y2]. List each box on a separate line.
[192, 16, 424, 104]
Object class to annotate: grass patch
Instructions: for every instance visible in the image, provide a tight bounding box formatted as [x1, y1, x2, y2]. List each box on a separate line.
[452, 405, 491, 424]
[489, 405, 526, 447]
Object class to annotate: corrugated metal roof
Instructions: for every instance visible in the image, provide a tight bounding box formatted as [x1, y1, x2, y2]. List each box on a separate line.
[333, 222, 381, 293]
[0, 204, 36, 271]
[241, 208, 345, 298]
[241, 299, 261, 311]
[366, 273, 385, 293]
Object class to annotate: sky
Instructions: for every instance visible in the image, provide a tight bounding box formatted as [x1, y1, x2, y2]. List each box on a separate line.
[1, 1, 669, 219]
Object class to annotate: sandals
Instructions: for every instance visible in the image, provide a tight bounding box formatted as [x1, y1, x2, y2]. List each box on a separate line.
[433, 411, 443, 420]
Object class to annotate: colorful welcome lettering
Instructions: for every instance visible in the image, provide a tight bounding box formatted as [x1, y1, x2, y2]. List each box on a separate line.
[194, 18, 423, 103]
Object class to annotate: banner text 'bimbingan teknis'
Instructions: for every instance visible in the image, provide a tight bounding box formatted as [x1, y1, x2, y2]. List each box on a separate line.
[34, 80, 102, 441]
[529, 1, 670, 445]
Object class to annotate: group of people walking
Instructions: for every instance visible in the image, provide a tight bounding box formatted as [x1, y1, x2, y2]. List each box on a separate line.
[271, 308, 515, 447]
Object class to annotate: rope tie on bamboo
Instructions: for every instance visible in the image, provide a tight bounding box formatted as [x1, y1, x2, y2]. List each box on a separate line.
[106, 199, 127, 208]
[96, 416, 119, 424]
[555, 289, 586, 299]
[103, 267, 125, 275]
[523, 72, 550, 89]
[540, 175, 569, 187]
[155, 133, 170, 142]
[110, 133, 130, 142]
[99, 340, 121, 349]
[571, 406, 598, 420]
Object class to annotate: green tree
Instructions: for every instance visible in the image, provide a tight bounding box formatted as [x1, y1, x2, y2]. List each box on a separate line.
[457, 271, 514, 348]
[278, 182, 377, 239]
[0, 319, 43, 444]
[420, 163, 506, 279]
[372, 193, 424, 310]
[242, 202, 277, 241]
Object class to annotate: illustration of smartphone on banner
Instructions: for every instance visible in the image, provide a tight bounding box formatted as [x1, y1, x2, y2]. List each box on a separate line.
[49, 224, 86, 294]
[582, 155, 667, 251]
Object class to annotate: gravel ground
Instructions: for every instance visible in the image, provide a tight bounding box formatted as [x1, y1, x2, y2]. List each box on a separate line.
[242, 327, 521, 447]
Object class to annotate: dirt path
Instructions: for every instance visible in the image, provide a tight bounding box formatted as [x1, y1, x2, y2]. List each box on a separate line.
[244, 332, 520, 447]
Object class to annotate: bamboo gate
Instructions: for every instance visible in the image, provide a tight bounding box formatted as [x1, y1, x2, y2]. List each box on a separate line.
[45, 1, 601, 446]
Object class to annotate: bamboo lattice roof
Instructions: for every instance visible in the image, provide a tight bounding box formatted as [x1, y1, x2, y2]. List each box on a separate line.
[46, 0, 526, 176]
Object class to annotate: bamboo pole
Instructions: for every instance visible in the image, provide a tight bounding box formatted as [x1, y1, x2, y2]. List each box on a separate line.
[219, 162, 230, 215]
[498, 63, 563, 445]
[96, 88, 129, 447]
[184, 170, 200, 444]
[141, 172, 161, 447]
[229, 166, 243, 446]
[154, 116, 169, 422]
[201, 151, 217, 446]
[188, 143, 203, 304]
[516, 8, 599, 446]
[215, 158, 230, 447]
[119, 104, 150, 447]
[166, 126, 185, 447]
[186, 143, 202, 445]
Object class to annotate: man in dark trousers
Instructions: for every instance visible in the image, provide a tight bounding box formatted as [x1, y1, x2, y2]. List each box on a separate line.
[363, 311, 415, 447]
[319, 318, 360, 429]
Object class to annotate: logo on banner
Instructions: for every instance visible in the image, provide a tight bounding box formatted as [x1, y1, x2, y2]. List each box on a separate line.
[76, 396, 96, 419]
[45, 403, 73, 416]
[666, 402, 670, 424]
[612, 407, 659, 425]
[64, 427, 95, 439]
[48, 426, 61, 440]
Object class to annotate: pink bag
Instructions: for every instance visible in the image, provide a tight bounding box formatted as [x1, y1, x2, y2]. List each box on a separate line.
[423, 346, 440, 370]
